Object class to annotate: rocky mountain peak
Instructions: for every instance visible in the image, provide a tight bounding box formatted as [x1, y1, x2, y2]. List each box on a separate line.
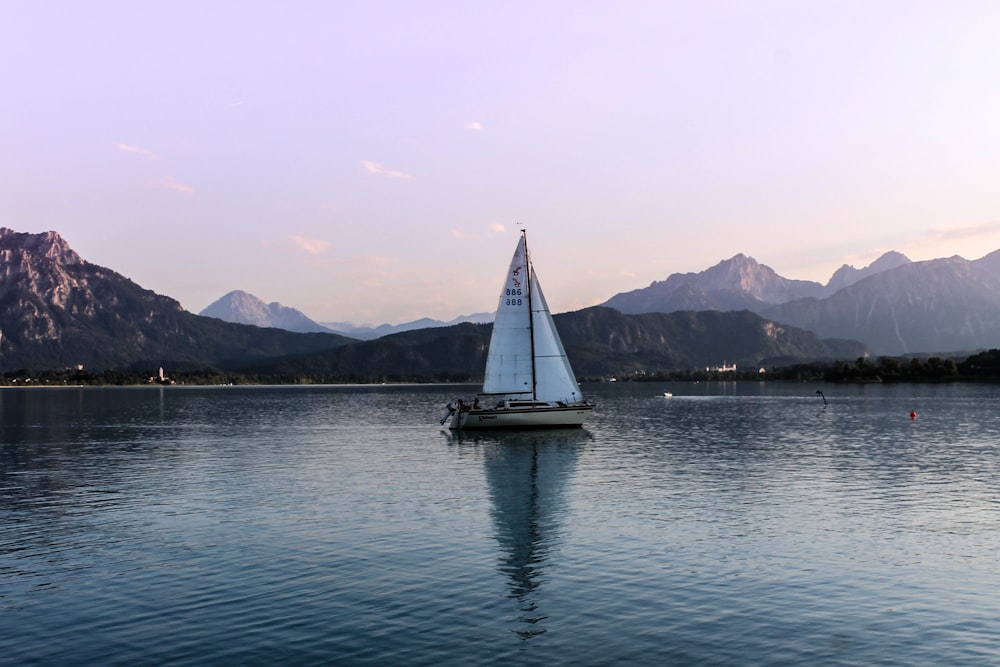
[603, 253, 825, 315]
[668, 254, 822, 302]
[0, 228, 90, 309]
[826, 251, 911, 293]
[199, 290, 333, 333]
[702, 254, 777, 293]
[0, 227, 82, 266]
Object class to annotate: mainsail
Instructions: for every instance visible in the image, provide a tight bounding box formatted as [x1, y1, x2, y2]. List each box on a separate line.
[482, 233, 583, 404]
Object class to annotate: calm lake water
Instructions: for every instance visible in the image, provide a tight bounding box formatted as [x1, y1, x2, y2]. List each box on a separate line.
[3, 381, 1000, 665]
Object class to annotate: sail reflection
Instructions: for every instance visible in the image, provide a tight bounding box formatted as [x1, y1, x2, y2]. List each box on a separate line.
[449, 430, 587, 640]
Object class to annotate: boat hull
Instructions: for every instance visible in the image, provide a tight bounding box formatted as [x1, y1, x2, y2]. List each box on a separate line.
[450, 404, 593, 430]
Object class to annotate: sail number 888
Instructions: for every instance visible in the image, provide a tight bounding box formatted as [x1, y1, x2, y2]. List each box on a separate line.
[505, 288, 522, 306]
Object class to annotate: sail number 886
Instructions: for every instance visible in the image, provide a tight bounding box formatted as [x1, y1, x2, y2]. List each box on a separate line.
[505, 287, 522, 306]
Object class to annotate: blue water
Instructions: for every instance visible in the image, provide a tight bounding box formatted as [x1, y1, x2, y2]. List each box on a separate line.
[2, 382, 1000, 665]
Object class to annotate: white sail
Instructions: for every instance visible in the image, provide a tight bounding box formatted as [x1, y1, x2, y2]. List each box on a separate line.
[527, 267, 584, 404]
[482, 233, 583, 404]
[482, 234, 534, 395]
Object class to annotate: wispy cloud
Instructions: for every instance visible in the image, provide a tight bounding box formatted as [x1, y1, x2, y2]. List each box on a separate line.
[289, 234, 331, 255]
[158, 176, 194, 194]
[361, 160, 413, 179]
[359, 254, 397, 267]
[115, 143, 161, 160]
[357, 256, 399, 288]
[465, 121, 485, 131]
[489, 223, 506, 233]
[890, 219, 1000, 262]
[927, 220, 1000, 242]
[831, 220, 1000, 271]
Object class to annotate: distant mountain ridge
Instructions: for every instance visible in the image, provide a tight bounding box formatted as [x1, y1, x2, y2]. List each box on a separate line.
[198, 289, 492, 339]
[319, 313, 494, 340]
[602, 250, 1000, 355]
[200, 290, 334, 333]
[825, 251, 911, 293]
[3, 226, 999, 374]
[667, 253, 826, 301]
[604, 252, 910, 315]
[239, 307, 866, 379]
[764, 253, 1000, 355]
[199, 248, 1000, 355]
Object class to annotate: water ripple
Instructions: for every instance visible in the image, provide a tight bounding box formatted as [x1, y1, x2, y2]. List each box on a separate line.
[3, 383, 1000, 664]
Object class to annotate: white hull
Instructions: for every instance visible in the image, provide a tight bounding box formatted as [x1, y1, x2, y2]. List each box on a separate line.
[450, 404, 593, 430]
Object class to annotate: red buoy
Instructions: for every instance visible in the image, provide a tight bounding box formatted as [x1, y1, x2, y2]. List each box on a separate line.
[910, 410, 917, 420]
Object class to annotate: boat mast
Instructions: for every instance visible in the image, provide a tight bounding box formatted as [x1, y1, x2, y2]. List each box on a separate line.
[523, 229, 538, 401]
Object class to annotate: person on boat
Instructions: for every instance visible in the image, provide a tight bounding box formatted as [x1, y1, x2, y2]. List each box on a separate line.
[473, 398, 480, 410]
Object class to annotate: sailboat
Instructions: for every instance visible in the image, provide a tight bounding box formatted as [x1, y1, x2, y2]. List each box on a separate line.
[442, 230, 593, 429]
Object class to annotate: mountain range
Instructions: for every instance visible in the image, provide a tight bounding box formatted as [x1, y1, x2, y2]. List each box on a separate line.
[207, 247, 1000, 356]
[0, 227, 864, 376]
[199, 290, 492, 339]
[235, 310, 863, 380]
[1, 226, 998, 378]
[603, 251, 1000, 355]
[318, 313, 494, 340]
[0, 228, 353, 371]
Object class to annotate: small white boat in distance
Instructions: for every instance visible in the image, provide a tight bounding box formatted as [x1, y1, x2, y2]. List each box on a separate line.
[442, 230, 593, 429]
[663, 391, 673, 397]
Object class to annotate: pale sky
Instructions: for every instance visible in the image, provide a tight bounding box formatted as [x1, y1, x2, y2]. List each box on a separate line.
[3, 1, 1000, 325]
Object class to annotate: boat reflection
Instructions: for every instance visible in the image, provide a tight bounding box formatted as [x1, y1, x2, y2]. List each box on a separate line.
[447, 429, 588, 640]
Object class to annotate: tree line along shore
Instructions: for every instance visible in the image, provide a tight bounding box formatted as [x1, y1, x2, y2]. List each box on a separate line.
[2, 350, 1000, 387]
